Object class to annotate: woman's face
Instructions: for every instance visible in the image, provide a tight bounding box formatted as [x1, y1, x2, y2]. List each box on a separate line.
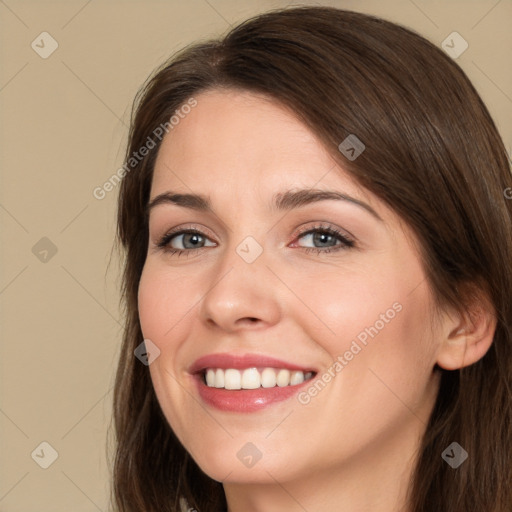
[138, 89, 443, 486]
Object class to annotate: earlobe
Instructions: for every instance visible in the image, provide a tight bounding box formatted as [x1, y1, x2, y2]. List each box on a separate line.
[435, 302, 496, 371]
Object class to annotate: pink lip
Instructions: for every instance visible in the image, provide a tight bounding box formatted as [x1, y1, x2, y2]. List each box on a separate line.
[189, 352, 317, 374]
[188, 353, 317, 413]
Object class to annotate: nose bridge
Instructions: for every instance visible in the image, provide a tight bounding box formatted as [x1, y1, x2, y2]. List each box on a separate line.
[216, 206, 269, 274]
[199, 231, 281, 330]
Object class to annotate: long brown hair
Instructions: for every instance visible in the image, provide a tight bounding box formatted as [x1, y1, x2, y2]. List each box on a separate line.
[109, 6, 512, 511]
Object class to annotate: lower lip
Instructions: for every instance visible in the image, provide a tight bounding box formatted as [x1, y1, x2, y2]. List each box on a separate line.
[192, 373, 314, 412]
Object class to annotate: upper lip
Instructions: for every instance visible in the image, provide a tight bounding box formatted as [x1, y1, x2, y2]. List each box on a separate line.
[189, 353, 318, 374]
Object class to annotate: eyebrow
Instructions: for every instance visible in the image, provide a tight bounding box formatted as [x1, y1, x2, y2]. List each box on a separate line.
[146, 188, 382, 220]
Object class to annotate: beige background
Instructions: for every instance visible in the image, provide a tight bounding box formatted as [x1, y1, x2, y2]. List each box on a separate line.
[1, 0, 511, 510]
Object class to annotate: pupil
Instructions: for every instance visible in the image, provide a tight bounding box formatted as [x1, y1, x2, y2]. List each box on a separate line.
[185, 233, 202, 248]
[314, 232, 333, 247]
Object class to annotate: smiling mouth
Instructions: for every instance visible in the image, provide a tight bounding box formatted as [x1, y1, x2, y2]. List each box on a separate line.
[202, 367, 316, 390]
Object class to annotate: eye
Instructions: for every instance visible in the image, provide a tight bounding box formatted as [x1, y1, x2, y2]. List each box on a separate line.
[155, 223, 355, 257]
[156, 227, 216, 256]
[292, 224, 355, 254]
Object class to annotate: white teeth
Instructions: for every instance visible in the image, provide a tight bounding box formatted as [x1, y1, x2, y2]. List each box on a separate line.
[203, 367, 315, 389]
[290, 371, 305, 385]
[206, 369, 216, 387]
[214, 368, 224, 388]
[261, 368, 277, 388]
[276, 369, 291, 387]
[241, 368, 260, 389]
[224, 368, 242, 390]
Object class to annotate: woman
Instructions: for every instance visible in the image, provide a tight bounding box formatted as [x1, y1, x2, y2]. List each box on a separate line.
[109, 6, 512, 511]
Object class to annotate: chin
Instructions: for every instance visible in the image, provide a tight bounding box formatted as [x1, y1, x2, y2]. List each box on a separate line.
[189, 442, 308, 485]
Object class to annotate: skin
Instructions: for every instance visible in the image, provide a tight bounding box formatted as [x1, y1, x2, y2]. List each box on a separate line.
[138, 89, 495, 512]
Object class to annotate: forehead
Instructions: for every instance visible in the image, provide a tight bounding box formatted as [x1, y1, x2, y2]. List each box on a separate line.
[151, 89, 371, 206]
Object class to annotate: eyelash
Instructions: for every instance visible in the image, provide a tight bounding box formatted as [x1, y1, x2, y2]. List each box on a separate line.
[155, 223, 355, 258]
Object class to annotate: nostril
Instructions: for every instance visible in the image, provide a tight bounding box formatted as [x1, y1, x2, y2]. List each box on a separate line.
[238, 317, 259, 324]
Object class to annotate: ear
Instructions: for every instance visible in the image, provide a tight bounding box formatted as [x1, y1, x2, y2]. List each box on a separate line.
[436, 294, 496, 371]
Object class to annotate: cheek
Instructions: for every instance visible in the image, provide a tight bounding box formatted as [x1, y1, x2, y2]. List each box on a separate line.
[288, 263, 437, 407]
[137, 263, 198, 341]
[281, 263, 407, 350]
[137, 264, 200, 439]
[332, 283, 437, 428]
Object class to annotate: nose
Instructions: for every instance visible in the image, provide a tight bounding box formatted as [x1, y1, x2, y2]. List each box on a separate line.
[199, 242, 282, 333]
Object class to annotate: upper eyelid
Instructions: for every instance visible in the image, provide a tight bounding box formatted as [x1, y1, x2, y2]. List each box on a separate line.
[157, 223, 354, 247]
[295, 223, 354, 240]
[158, 223, 214, 237]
